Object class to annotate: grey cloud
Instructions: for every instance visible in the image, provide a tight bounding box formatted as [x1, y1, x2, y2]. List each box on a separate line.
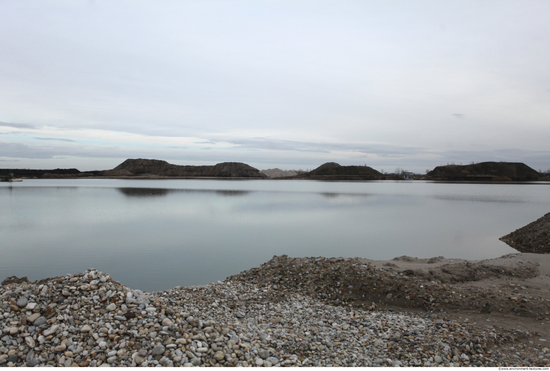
[223, 137, 425, 157]
[0, 142, 57, 159]
[34, 137, 76, 142]
[0, 121, 38, 130]
[452, 114, 465, 119]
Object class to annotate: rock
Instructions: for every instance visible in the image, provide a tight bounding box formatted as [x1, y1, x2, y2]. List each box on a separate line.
[27, 313, 41, 323]
[80, 325, 92, 333]
[434, 355, 443, 364]
[123, 311, 136, 320]
[26, 358, 39, 367]
[235, 311, 245, 318]
[25, 336, 36, 348]
[17, 297, 28, 307]
[162, 318, 173, 326]
[43, 324, 59, 336]
[33, 316, 47, 326]
[106, 303, 116, 311]
[259, 349, 270, 359]
[213, 351, 225, 362]
[152, 344, 165, 355]
[255, 357, 264, 366]
[55, 343, 66, 352]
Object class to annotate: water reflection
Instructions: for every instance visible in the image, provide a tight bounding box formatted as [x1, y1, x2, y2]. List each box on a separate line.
[118, 188, 169, 197]
[117, 188, 251, 198]
[215, 190, 249, 197]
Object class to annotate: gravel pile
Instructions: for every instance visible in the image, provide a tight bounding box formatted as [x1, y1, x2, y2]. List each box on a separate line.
[1, 264, 549, 367]
[500, 212, 550, 253]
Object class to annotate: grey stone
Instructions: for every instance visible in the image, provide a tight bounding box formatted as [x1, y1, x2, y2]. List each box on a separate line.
[17, 297, 28, 307]
[26, 358, 39, 367]
[33, 316, 47, 327]
[43, 324, 59, 336]
[152, 344, 165, 355]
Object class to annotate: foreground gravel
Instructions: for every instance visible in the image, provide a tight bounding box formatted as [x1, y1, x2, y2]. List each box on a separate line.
[1, 264, 549, 367]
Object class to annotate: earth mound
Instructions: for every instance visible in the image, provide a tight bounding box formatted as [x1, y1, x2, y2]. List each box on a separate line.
[110, 158, 267, 178]
[426, 162, 540, 181]
[500, 212, 550, 253]
[299, 162, 383, 180]
[228, 254, 544, 318]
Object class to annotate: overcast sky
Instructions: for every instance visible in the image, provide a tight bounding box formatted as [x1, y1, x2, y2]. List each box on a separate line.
[1, 0, 549, 173]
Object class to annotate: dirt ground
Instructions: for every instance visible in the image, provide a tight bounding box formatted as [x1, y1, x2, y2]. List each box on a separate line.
[229, 253, 550, 348]
[368, 253, 550, 346]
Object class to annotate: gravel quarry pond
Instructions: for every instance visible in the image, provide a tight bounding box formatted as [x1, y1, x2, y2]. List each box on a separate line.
[1, 179, 550, 291]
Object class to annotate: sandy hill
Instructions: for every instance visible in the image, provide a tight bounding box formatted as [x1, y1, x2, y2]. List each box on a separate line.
[105, 159, 267, 178]
[260, 168, 298, 178]
[426, 161, 540, 181]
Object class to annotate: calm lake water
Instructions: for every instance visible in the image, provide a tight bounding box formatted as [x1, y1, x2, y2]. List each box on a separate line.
[1, 179, 549, 291]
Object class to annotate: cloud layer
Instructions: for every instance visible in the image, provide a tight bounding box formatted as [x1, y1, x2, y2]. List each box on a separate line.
[1, 1, 549, 172]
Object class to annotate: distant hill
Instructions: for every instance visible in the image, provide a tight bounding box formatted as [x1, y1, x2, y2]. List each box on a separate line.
[298, 162, 383, 180]
[426, 162, 541, 181]
[0, 168, 83, 178]
[105, 158, 267, 178]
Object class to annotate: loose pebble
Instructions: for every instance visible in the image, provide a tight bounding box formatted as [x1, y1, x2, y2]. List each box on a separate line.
[0, 265, 547, 367]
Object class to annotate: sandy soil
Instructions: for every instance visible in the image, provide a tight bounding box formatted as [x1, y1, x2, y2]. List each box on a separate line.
[367, 253, 550, 345]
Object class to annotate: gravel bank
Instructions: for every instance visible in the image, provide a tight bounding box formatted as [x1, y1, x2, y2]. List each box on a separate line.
[1, 254, 550, 367]
[500, 212, 550, 253]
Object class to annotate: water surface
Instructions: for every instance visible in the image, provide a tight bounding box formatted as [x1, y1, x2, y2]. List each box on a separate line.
[1, 179, 549, 291]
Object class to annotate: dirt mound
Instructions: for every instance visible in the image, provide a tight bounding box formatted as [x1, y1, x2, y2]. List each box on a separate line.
[299, 162, 382, 180]
[228, 255, 546, 319]
[1, 276, 29, 285]
[500, 212, 550, 253]
[111, 158, 267, 178]
[401, 260, 538, 283]
[426, 161, 541, 181]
